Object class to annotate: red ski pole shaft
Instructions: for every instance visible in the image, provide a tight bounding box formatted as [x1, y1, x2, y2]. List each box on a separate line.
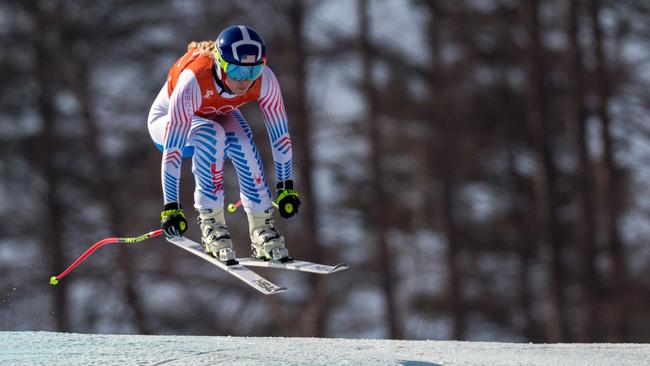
[49, 229, 163, 285]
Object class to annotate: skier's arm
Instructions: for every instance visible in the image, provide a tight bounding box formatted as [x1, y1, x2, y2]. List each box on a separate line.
[257, 67, 293, 183]
[257, 67, 300, 218]
[161, 70, 202, 205]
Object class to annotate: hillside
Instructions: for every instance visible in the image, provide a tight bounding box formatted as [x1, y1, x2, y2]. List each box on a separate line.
[1, 332, 649, 365]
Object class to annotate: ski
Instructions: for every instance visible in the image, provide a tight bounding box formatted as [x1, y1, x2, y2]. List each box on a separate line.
[166, 236, 287, 295]
[236, 258, 349, 274]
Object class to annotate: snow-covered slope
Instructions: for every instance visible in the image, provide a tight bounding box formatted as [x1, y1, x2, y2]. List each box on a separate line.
[1, 332, 648, 366]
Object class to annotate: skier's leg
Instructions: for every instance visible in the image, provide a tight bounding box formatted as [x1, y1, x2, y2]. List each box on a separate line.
[186, 116, 236, 263]
[221, 111, 289, 261]
[220, 110, 273, 211]
[186, 116, 228, 208]
[147, 113, 194, 158]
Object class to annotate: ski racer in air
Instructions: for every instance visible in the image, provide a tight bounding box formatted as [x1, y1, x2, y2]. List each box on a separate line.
[147, 25, 300, 265]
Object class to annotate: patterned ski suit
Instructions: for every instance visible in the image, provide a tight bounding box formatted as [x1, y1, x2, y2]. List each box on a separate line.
[148, 48, 292, 213]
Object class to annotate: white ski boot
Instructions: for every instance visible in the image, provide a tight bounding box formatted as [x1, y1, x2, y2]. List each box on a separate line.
[247, 209, 291, 262]
[198, 208, 238, 265]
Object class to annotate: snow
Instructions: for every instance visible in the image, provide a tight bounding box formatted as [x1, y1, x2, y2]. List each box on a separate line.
[1, 332, 649, 366]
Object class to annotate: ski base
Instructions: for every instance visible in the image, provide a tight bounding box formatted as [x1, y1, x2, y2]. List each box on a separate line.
[236, 258, 350, 274]
[166, 236, 287, 295]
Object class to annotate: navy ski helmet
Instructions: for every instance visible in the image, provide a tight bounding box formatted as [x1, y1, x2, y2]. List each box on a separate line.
[215, 25, 267, 81]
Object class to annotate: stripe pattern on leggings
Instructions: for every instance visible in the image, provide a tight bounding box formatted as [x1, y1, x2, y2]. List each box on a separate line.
[225, 111, 270, 205]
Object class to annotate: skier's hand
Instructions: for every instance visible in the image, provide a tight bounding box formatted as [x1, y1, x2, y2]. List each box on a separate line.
[275, 180, 301, 219]
[161, 202, 188, 238]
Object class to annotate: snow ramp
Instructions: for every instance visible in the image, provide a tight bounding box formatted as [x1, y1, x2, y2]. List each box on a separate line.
[1, 331, 648, 366]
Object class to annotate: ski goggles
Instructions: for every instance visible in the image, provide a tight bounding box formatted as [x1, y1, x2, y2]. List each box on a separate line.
[216, 52, 265, 81]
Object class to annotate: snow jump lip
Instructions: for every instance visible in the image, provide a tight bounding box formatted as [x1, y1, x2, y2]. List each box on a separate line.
[3, 331, 649, 366]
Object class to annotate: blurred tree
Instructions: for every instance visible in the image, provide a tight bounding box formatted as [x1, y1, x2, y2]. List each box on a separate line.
[30, 0, 69, 332]
[564, 0, 599, 341]
[520, 0, 569, 342]
[358, 0, 404, 340]
[588, 0, 628, 341]
[420, 0, 468, 340]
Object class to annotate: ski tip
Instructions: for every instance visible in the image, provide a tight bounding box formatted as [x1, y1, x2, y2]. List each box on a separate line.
[49, 276, 59, 286]
[332, 263, 350, 272]
[269, 287, 288, 295]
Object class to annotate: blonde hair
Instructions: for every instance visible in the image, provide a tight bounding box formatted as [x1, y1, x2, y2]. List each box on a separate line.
[186, 41, 216, 59]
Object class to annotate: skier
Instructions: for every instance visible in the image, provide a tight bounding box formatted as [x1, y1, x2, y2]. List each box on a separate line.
[147, 25, 300, 264]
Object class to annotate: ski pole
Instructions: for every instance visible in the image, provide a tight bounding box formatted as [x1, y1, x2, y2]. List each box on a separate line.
[49, 229, 163, 285]
[227, 199, 279, 212]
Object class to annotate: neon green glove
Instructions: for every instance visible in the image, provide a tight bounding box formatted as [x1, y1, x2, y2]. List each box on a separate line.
[161, 202, 188, 238]
[275, 180, 300, 219]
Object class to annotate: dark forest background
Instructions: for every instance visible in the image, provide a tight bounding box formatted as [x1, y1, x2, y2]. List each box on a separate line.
[1, 0, 650, 342]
